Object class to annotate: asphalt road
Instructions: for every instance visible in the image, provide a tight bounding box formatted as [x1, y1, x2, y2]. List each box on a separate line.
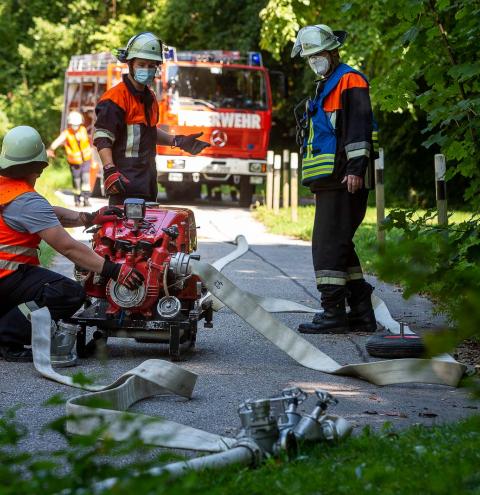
[1, 191, 478, 454]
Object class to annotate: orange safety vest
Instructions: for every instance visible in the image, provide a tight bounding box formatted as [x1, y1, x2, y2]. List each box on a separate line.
[0, 177, 41, 279]
[62, 125, 93, 165]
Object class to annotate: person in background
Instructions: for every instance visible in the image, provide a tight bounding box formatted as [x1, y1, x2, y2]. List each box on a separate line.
[47, 111, 92, 207]
[291, 24, 378, 335]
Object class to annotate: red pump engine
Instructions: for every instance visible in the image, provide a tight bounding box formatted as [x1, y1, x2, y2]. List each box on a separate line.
[70, 199, 212, 360]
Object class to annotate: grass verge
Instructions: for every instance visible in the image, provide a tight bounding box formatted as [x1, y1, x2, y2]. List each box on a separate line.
[253, 205, 473, 274]
[5, 414, 478, 494]
[162, 415, 480, 495]
[35, 160, 71, 267]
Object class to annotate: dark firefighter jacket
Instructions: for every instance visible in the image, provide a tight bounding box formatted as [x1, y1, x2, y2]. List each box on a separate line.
[300, 63, 378, 191]
[93, 74, 159, 199]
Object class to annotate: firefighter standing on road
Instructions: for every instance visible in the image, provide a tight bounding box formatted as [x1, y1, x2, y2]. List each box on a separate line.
[93, 32, 210, 205]
[0, 126, 144, 362]
[292, 24, 378, 334]
[47, 111, 93, 207]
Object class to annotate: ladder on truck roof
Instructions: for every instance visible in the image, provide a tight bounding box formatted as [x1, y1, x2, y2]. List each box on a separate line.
[68, 52, 118, 72]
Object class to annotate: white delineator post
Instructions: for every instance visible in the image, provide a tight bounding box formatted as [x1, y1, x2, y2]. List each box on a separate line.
[375, 148, 385, 247]
[266, 150, 274, 210]
[273, 154, 281, 214]
[435, 154, 448, 226]
[290, 152, 299, 222]
[282, 149, 290, 208]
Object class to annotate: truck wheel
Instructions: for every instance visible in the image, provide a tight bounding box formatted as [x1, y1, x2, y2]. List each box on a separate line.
[365, 332, 426, 359]
[239, 177, 254, 207]
[165, 183, 181, 201]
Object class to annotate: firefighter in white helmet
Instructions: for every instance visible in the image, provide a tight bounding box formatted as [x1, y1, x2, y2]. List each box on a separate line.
[292, 24, 379, 335]
[94, 32, 210, 205]
[0, 126, 143, 361]
[47, 111, 93, 207]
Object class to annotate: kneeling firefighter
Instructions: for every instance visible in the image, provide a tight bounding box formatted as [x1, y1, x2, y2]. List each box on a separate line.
[93, 32, 210, 205]
[0, 126, 144, 362]
[291, 24, 378, 334]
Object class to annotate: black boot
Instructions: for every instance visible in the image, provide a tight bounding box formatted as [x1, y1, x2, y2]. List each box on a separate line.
[298, 305, 349, 334]
[347, 280, 377, 332]
[298, 284, 349, 334]
[0, 345, 33, 362]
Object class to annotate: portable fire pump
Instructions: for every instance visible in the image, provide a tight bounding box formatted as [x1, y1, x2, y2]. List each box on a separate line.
[70, 198, 213, 360]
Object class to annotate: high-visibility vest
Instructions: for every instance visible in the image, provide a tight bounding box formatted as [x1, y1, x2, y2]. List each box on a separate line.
[0, 177, 40, 279]
[62, 126, 93, 165]
[301, 63, 378, 185]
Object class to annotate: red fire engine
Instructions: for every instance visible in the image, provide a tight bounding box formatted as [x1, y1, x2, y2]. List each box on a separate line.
[62, 48, 272, 205]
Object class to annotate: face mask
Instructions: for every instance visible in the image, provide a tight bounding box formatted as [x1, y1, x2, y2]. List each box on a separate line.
[71, 124, 80, 131]
[308, 55, 330, 76]
[134, 67, 157, 86]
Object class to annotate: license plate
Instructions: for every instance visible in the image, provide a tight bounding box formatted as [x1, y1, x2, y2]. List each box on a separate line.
[250, 176, 263, 184]
[206, 164, 230, 173]
[168, 173, 183, 182]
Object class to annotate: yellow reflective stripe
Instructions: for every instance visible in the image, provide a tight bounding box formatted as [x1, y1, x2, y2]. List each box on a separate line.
[316, 276, 347, 286]
[306, 120, 314, 159]
[303, 166, 334, 179]
[346, 148, 370, 160]
[303, 154, 335, 166]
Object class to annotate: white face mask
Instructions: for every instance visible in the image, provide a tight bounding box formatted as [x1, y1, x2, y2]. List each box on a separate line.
[308, 55, 330, 76]
[71, 124, 80, 131]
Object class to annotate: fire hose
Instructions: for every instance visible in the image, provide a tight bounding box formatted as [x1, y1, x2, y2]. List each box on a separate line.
[27, 235, 465, 474]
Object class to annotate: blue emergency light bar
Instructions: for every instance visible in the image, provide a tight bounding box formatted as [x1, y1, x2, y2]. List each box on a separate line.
[174, 50, 263, 66]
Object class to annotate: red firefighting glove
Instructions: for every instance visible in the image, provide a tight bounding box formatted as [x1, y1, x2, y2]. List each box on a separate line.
[79, 206, 124, 228]
[103, 165, 130, 196]
[101, 260, 144, 290]
[174, 132, 210, 155]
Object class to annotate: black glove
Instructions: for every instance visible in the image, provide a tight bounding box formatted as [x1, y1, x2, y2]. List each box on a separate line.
[103, 165, 130, 196]
[174, 132, 210, 155]
[101, 260, 144, 290]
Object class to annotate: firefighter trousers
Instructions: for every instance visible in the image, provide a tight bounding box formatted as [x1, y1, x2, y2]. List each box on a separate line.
[312, 188, 369, 308]
[0, 265, 85, 348]
[70, 160, 91, 203]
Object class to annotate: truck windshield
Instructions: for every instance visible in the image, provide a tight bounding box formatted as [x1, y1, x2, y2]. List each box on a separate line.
[167, 65, 268, 110]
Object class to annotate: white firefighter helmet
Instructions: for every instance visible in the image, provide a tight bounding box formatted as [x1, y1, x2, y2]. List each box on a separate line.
[117, 32, 163, 63]
[67, 111, 83, 126]
[0, 126, 48, 171]
[291, 24, 347, 58]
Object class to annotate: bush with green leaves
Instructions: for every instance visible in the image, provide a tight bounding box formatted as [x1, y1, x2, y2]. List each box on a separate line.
[376, 209, 480, 356]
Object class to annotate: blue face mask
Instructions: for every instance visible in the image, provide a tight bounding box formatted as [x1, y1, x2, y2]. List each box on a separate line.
[134, 67, 157, 86]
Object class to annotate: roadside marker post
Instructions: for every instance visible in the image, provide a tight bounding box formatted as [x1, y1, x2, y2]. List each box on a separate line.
[375, 148, 385, 248]
[290, 152, 299, 222]
[266, 150, 274, 209]
[282, 149, 290, 208]
[435, 154, 448, 226]
[273, 154, 281, 214]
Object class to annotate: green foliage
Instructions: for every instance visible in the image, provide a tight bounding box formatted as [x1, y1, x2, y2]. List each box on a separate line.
[1, 403, 479, 494]
[259, 0, 480, 208]
[376, 209, 480, 354]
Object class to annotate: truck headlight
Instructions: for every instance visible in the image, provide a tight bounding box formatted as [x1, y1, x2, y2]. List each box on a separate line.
[167, 159, 186, 169]
[124, 198, 146, 221]
[249, 162, 266, 173]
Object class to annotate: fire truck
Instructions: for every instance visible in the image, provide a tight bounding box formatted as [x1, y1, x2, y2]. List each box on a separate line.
[62, 48, 272, 205]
